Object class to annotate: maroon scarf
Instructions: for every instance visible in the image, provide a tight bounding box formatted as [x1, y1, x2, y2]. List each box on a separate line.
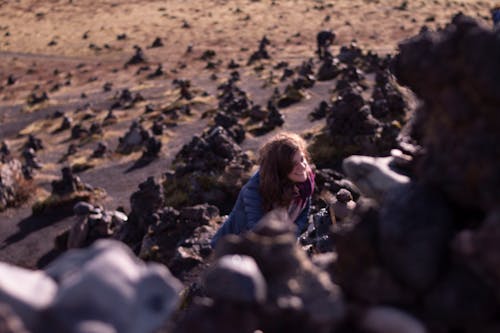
[296, 170, 315, 201]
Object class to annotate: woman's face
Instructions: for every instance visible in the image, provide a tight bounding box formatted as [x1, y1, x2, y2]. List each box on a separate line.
[287, 150, 308, 183]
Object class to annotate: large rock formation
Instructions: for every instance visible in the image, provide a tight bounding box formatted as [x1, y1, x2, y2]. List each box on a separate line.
[392, 13, 500, 212]
[333, 14, 500, 333]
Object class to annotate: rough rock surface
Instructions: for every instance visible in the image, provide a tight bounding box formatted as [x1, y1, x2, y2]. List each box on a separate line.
[0, 239, 182, 333]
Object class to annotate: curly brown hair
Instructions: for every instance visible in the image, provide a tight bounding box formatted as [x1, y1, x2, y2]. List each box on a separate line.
[258, 132, 310, 212]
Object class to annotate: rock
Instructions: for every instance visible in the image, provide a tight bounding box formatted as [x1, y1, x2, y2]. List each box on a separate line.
[24, 135, 43, 151]
[308, 100, 329, 120]
[216, 77, 252, 118]
[0, 303, 29, 333]
[133, 137, 162, 167]
[43, 239, 182, 333]
[342, 155, 410, 202]
[67, 205, 125, 249]
[138, 206, 217, 280]
[0, 159, 25, 211]
[452, 209, 500, 299]
[119, 177, 165, 246]
[71, 124, 89, 139]
[172, 79, 193, 100]
[316, 57, 340, 81]
[125, 45, 147, 66]
[150, 37, 163, 48]
[67, 215, 90, 249]
[247, 36, 271, 65]
[213, 211, 345, 330]
[331, 199, 416, 305]
[103, 110, 118, 126]
[276, 84, 305, 108]
[0, 263, 57, 331]
[51, 167, 88, 196]
[91, 142, 108, 158]
[26, 91, 48, 106]
[21, 148, 42, 170]
[370, 71, 407, 123]
[316, 30, 335, 60]
[73, 201, 94, 216]
[89, 122, 103, 135]
[180, 203, 220, 228]
[422, 263, 498, 329]
[116, 121, 150, 154]
[379, 183, 453, 291]
[392, 13, 500, 210]
[330, 188, 356, 221]
[203, 255, 266, 304]
[337, 42, 363, 65]
[0, 141, 10, 158]
[299, 207, 335, 253]
[360, 306, 427, 333]
[57, 116, 72, 132]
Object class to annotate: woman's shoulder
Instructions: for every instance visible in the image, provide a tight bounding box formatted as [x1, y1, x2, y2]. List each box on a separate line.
[242, 171, 261, 197]
[245, 171, 260, 187]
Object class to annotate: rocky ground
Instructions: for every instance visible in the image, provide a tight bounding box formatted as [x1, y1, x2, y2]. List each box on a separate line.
[0, 1, 499, 333]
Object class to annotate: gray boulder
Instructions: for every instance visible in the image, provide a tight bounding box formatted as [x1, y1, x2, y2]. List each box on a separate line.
[0, 239, 182, 333]
[343, 155, 409, 202]
[0, 263, 57, 331]
[203, 255, 267, 304]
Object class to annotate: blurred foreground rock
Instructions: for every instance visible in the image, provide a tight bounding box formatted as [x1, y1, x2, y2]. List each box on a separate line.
[175, 212, 345, 333]
[332, 14, 500, 333]
[0, 239, 182, 333]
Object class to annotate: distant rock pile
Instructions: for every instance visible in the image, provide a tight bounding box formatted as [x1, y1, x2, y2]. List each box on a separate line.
[63, 201, 128, 249]
[32, 167, 102, 217]
[0, 159, 28, 212]
[164, 126, 253, 213]
[309, 42, 407, 169]
[116, 121, 151, 154]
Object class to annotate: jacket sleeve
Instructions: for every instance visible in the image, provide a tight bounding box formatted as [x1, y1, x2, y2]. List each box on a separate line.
[241, 183, 264, 231]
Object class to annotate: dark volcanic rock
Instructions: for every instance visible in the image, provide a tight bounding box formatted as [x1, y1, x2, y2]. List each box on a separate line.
[116, 121, 150, 154]
[125, 45, 147, 66]
[392, 13, 500, 211]
[150, 37, 164, 48]
[164, 126, 252, 213]
[26, 91, 48, 106]
[247, 36, 271, 65]
[24, 135, 44, 151]
[51, 167, 90, 196]
[331, 199, 416, 305]
[176, 212, 345, 333]
[316, 57, 340, 81]
[379, 183, 454, 291]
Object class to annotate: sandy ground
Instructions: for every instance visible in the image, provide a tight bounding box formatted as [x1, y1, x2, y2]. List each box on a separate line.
[0, 0, 496, 268]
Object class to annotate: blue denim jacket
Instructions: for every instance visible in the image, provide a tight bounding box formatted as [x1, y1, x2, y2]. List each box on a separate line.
[211, 171, 311, 247]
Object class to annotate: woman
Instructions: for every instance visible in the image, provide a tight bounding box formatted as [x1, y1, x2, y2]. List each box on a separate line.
[211, 132, 315, 247]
